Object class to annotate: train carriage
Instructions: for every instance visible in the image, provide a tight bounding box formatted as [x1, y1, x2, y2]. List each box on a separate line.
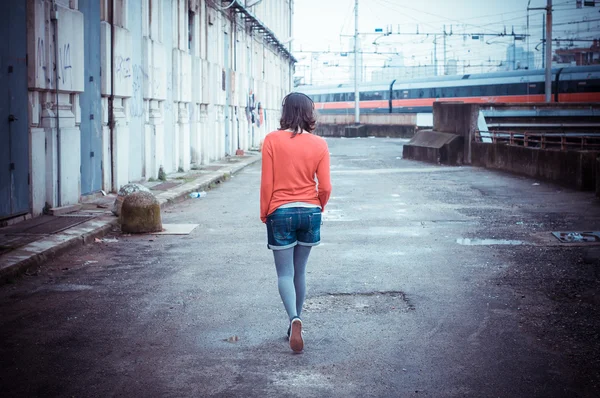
[297, 65, 600, 114]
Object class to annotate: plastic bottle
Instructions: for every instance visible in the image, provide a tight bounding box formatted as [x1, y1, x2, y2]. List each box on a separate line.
[189, 191, 207, 198]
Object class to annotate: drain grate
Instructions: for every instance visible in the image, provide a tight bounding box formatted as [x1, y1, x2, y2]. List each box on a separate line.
[304, 291, 414, 313]
[150, 181, 183, 191]
[0, 235, 43, 249]
[21, 216, 94, 235]
[552, 231, 600, 243]
[1, 215, 94, 236]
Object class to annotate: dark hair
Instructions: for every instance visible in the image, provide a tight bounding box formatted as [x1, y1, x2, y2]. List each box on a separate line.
[279, 92, 317, 137]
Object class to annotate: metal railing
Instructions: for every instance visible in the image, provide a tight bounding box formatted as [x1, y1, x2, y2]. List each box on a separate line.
[474, 130, 600, 151]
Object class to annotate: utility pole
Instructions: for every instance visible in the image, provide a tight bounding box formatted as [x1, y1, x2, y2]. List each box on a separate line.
[443, 25, 446, 75]
[310, 54, 314, 85]
[513, 33, 517, 70]
[527, 0, 531, 69]
[542, 14, 545, 68]
[433, 36, 438, 76]
[354, 0, 360, 124]
[545, 0, 552, 102]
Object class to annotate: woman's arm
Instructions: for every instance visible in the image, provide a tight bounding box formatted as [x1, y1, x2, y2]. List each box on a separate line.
[316, 145, 332, 211]
[260, 138, 274, 223]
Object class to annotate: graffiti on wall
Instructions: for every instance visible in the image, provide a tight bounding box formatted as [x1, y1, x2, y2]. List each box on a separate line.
[36, 37, 49, 85]
[35, 38, 73, 88]
[58, 43, 73, 87]
[115, 55, 132, 80]
[130, 64, 147, 118]
[246, 90, 263, 127]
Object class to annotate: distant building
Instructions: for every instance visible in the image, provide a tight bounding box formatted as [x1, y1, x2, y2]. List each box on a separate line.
[370, 53, 404, 81]
[370, 53, 445, 81]
[555, 40, 600, 66]
[505, 44, 535, 70]
[445, 59, 458, 76]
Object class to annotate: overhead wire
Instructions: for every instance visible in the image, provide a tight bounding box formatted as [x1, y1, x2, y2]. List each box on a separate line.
[210, 0, 236, 10]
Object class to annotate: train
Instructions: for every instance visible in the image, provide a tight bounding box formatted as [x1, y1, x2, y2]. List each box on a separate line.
[296, 65, 600, 114]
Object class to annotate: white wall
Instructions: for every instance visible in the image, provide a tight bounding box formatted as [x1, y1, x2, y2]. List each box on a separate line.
[27, 1, 85, 214]
[25, 0, 293, 217]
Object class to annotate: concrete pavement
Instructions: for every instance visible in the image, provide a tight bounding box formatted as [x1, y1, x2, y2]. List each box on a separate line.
[1, 138, 599, 397]
[0, 152, 261, 282]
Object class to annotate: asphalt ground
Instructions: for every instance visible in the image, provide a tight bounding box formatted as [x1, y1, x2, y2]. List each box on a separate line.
[1, 137, 599, 397]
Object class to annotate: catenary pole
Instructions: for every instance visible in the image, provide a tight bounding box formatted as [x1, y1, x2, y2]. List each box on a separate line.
[354, 0, 360, 124]
[545, 0, 552, 102]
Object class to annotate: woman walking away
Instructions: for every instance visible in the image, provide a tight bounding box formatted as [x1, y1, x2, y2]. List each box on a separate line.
[260, 92, 332, 353]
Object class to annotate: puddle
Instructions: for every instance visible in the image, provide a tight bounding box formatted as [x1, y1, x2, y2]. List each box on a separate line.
[456, 238, 525, 246]
[305, 291, 414, 313]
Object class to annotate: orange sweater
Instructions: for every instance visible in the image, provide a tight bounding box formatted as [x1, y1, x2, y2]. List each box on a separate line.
[260, 130, 332, 223]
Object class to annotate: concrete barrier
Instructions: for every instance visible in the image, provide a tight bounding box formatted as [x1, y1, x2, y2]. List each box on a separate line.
[316, 124, 416, 138]
[315, 112, 418, 138]
[597, 157, 600, 197]
[472, 142, 600, 191]
[403, 130, 464, 165]
[433, 102, 479, 164]
[318, 113, 417, 126]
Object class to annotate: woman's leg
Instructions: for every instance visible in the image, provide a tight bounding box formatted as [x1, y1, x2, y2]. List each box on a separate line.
[273, 247, 298, 320]
[293, 245, 312, 318]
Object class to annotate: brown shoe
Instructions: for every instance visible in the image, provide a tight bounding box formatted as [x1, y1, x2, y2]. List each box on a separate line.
[289, 318, 304, 353]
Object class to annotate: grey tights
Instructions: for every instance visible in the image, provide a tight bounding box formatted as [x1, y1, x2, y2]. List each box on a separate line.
[272, 245, 312, 320]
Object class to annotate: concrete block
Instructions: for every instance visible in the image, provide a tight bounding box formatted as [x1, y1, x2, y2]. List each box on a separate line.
[344, 125, 368, 138]
[403, 130, 464, 165]
[120, 191, 162, 234]
[471, 143, 600, 192]
[112, 183, 151, 216]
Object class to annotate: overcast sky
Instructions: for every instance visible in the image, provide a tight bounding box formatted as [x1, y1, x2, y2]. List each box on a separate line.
[292, 0, 599, 84]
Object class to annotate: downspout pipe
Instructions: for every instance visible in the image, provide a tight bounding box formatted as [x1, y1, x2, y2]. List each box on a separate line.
[50, 1, 61, 207]
[109, 2, 115, 191]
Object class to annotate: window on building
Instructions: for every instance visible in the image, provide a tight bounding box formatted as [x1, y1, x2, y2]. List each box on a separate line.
[101, 0, 128, 28]
[188, 11, 195, 52]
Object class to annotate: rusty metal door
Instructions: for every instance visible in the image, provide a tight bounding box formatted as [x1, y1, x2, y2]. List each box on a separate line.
[0, 1, 29, 219]
[79, 0, 102, 195]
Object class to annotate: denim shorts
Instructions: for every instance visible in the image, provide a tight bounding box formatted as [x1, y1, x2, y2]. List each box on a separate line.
[266, 207, 322, 250]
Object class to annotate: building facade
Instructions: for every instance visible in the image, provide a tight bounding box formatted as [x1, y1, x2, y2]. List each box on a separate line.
[0, 0, 294, 221]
